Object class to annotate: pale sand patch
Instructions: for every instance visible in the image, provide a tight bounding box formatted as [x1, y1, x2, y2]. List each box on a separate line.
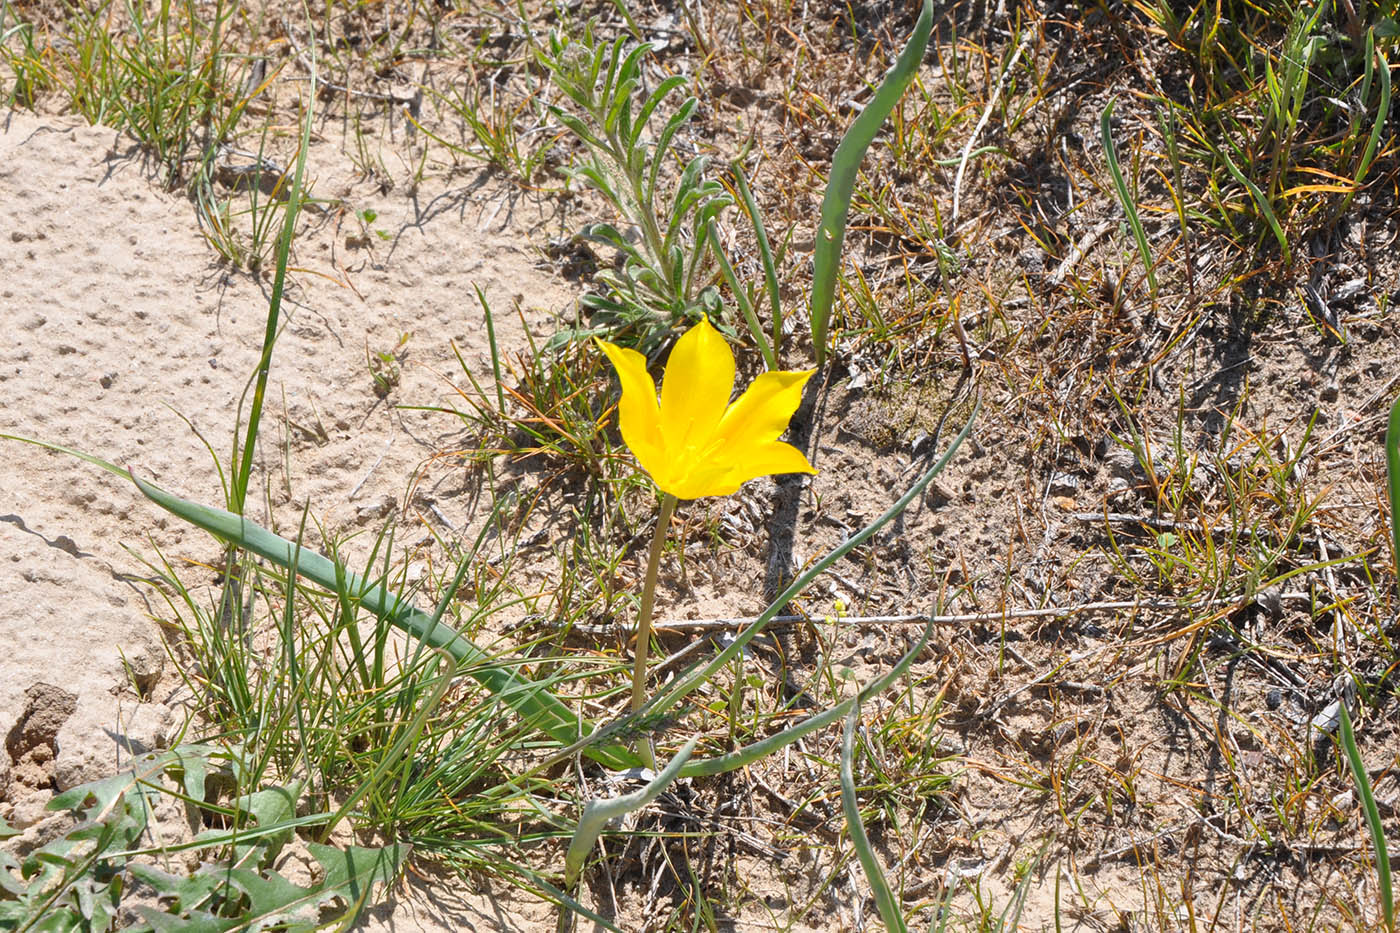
[1, 108, 578, 930]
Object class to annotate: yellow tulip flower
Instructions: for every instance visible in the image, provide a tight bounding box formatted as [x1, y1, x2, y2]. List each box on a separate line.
[598, 317, 817, 500]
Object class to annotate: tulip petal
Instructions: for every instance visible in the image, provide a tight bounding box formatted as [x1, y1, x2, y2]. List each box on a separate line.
[662, 439, 816, 500]
[716, 369, 815, 447]
[597, 340, 665, 473]
[662, 454, 735, 500]
[659, 317, 735, 457]
[716, 440, 817, 492]
[646, 465, 688, 500]
[602, 319, 816, 501]
[653, 467, 712, 501]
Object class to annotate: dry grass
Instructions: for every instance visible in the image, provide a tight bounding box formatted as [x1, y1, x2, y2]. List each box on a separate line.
[3, 0, 1398, 929]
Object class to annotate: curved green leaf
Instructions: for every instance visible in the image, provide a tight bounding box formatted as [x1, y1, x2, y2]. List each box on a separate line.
[0, 433, 638, 771]
[631, 75, 689, 149]
[1387, 394, 1400, 590]
[810, 0, 934, 366]
[129, 472, 639, 770]
[564, 738, 698, 890]
[842, 702, 907, 932]
[1338, 703, 1394, 932]
[1101, 99, 1158, 295]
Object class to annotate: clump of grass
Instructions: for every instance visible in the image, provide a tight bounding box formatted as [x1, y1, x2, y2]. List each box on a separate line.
[4, 0, 245, 186]
[417, 55, 553, 183]
[420, 288, 623, 482]
[0, 0, 316, 270]
[1129, 0, 1397, 265]
[0, 3, 46, 108]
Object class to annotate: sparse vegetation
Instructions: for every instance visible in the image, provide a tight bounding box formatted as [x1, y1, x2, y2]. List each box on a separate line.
[3, 0, 1399, 930]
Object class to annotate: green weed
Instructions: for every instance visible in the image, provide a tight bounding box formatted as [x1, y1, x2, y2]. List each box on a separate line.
[0, 746, 403, 930]
[536, 21, 732, 354]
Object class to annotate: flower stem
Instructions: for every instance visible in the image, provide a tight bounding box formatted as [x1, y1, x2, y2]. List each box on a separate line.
[631, 493, 678, 718]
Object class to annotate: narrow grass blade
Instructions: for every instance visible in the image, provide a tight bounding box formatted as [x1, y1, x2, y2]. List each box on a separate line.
[732, 166, 784, 357]
[230, 59, 314, 515]
[1349, 40, 1392, 212]
[1000, 839, 1047, 929]
[1158, 101, 1196, 293]
[1101, 99, 1158, 295]
[707, 218, 776, 370]
[475, 284, 506, 412]
[1217, 139, 1291, 263]
[810, 0, 933, 366]
[1387, 394, 1400, 590]
[841, 702, 908, 933]
[1337, 703, 1395, 932]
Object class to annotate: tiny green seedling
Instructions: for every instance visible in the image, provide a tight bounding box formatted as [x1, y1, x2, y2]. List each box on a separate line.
[357, 207, 391, 241]
[366, 332, 411, 398]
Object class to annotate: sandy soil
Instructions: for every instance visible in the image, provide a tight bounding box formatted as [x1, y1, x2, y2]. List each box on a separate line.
[0, 107, 578, 927]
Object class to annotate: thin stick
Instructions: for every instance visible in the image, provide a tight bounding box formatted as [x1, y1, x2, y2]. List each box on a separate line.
[348, 436, 392, 500]
[642, 592, 1311, 634]
[951, 30, 1034, 231]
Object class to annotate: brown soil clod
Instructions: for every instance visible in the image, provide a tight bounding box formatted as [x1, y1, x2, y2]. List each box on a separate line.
[4, 682, 79, 796]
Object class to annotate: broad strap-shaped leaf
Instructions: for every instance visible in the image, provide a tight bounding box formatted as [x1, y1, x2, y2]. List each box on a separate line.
[1337, 704, 1395, 931]
[122, 473, 637, 770]
[809, 0, 934, 366]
